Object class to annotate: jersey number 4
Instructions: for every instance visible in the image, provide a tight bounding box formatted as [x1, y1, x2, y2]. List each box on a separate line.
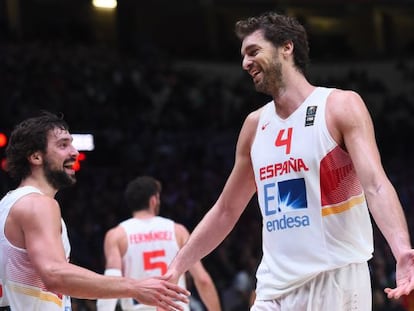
[275, 127, 293, 154]
[143, 250, 167, 275]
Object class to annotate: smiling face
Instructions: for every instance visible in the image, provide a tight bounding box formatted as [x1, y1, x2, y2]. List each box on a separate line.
[241, 30, 285, 95]
[42, 128, 79, 190]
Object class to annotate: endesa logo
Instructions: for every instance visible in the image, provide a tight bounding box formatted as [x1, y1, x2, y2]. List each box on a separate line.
[262, 178, 310, 232]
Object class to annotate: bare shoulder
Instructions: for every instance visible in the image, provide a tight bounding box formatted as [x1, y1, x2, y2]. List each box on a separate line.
[174, 223, 190, 237]
[105, 224, 126, 241]
[244, 107, 262, 127]
[13, 193, 60, 219]
[327, 89, 367, 117]
[7, 193, 61, 248]
[174, 222, 190, 247]
[326, 89, 373, 146]
[238, 106, 263, 147]
[16, 192, 58, 208]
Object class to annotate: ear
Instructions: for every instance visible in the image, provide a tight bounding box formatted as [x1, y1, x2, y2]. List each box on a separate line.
[28, 152, 43, 165]
[149, 195, 157, 208]
[282, 40, 294, 57]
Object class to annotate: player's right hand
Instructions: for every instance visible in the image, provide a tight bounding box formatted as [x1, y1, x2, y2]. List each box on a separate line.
[133, 275, 190, 310]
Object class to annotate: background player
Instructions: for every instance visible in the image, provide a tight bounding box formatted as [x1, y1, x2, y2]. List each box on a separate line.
[97, 175, 221, 311]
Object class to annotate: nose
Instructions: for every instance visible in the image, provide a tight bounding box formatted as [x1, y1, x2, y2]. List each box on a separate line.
[70, 145, 79, 158]
[242, 55, 252, 71]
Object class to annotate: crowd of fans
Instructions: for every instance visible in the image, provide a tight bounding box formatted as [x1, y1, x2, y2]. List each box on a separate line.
[1, 41, 414, 310]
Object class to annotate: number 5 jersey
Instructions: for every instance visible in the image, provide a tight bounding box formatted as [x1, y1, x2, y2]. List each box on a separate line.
[119, 216, 188, 311]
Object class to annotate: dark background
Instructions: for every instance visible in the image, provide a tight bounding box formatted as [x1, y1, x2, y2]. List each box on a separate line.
[1, 0, 414, 310]
[2, 0, 414, 61]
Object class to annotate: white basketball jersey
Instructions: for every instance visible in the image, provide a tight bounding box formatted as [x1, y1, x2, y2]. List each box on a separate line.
[119, 216, 188, 311]
[0, 186, 72, 310]
[251, 87, 373, 299]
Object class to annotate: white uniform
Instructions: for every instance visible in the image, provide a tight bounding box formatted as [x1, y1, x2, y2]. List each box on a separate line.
[251, 87, 373, 300]
[0, 186, 72, 311]
[119, 216, 188, 311]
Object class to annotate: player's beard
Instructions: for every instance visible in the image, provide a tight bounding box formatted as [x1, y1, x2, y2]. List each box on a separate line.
[43, 158, 76, 190]
[255, 59, 284, 96]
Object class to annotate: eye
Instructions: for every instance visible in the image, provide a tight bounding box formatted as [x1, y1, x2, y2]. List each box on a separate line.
[247, 48, 259, 57]
[57, 140, 71, 149]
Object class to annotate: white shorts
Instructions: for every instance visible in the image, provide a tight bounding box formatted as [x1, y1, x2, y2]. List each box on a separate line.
[251, 262, 371, 311]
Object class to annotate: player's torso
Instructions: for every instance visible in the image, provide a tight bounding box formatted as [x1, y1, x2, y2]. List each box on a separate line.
[0, 187, 71, 311]
[252, 87, 336, 229]
[251, 87, 373, 298]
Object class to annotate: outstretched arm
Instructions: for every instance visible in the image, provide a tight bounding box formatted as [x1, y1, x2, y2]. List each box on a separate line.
[175, 224, 222, 311]
[168, 111, 259, 279]
[18, 195, 189, 310]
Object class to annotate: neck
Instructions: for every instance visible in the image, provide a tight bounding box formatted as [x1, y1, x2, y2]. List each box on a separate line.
[19, 177, 58, 197]
[272, 75, 315, 119]
[132, 210, 156, 219]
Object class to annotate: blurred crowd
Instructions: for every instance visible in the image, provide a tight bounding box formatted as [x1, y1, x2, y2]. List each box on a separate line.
[1, 41, 414, 310]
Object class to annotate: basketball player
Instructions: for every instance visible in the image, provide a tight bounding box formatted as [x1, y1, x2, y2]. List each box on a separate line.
[96, 175, 222, 311]
[166, 11, 414, 311]
[0, 112, 189, 311]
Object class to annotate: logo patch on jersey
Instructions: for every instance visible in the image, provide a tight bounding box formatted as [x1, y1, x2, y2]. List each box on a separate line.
[278, 178, 308, 212]
[263, 178, 310, 232]
[261, 121, 270, 130]
[305, 105, 317, 126]
[263, 178, 308, 216]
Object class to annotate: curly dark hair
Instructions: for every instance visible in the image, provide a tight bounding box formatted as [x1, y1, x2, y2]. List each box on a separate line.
[235, 11, 310, 75]
[6, 111, 69, 182]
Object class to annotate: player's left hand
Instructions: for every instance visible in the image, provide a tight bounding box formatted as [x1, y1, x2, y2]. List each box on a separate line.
[385, 249, 414, 299]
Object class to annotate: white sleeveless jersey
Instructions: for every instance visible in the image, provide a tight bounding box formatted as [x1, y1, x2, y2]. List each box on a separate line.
[0, 186, 72, 310]
[251, 87, 373, 299]
[119, 216, 188, 311]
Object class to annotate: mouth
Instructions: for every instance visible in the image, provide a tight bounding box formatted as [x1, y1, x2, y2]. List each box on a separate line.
[63, 162, 76, 173]
[250, 69, 261, 83]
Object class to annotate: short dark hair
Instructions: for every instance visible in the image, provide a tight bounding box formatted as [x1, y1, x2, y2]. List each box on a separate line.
[6, 111, 69, 182]
[124, 176, 162, 212]
[235, 11, 309, 75]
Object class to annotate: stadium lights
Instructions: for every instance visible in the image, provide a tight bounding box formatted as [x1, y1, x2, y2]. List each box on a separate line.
[71, 134, 94, 171]
[92, 0, 117, 9]
[0, 132, 7, 148]
[72, 134, 95, 151]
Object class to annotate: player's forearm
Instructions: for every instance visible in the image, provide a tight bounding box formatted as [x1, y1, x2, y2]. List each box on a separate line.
[170, 204, 238, 276]
[96, 269, 122, 311]
[366, 183, 412, 259]
[40, 263, 135, 299]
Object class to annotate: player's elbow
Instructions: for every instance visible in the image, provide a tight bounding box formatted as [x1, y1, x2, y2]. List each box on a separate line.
[38, 264, 68, 292]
